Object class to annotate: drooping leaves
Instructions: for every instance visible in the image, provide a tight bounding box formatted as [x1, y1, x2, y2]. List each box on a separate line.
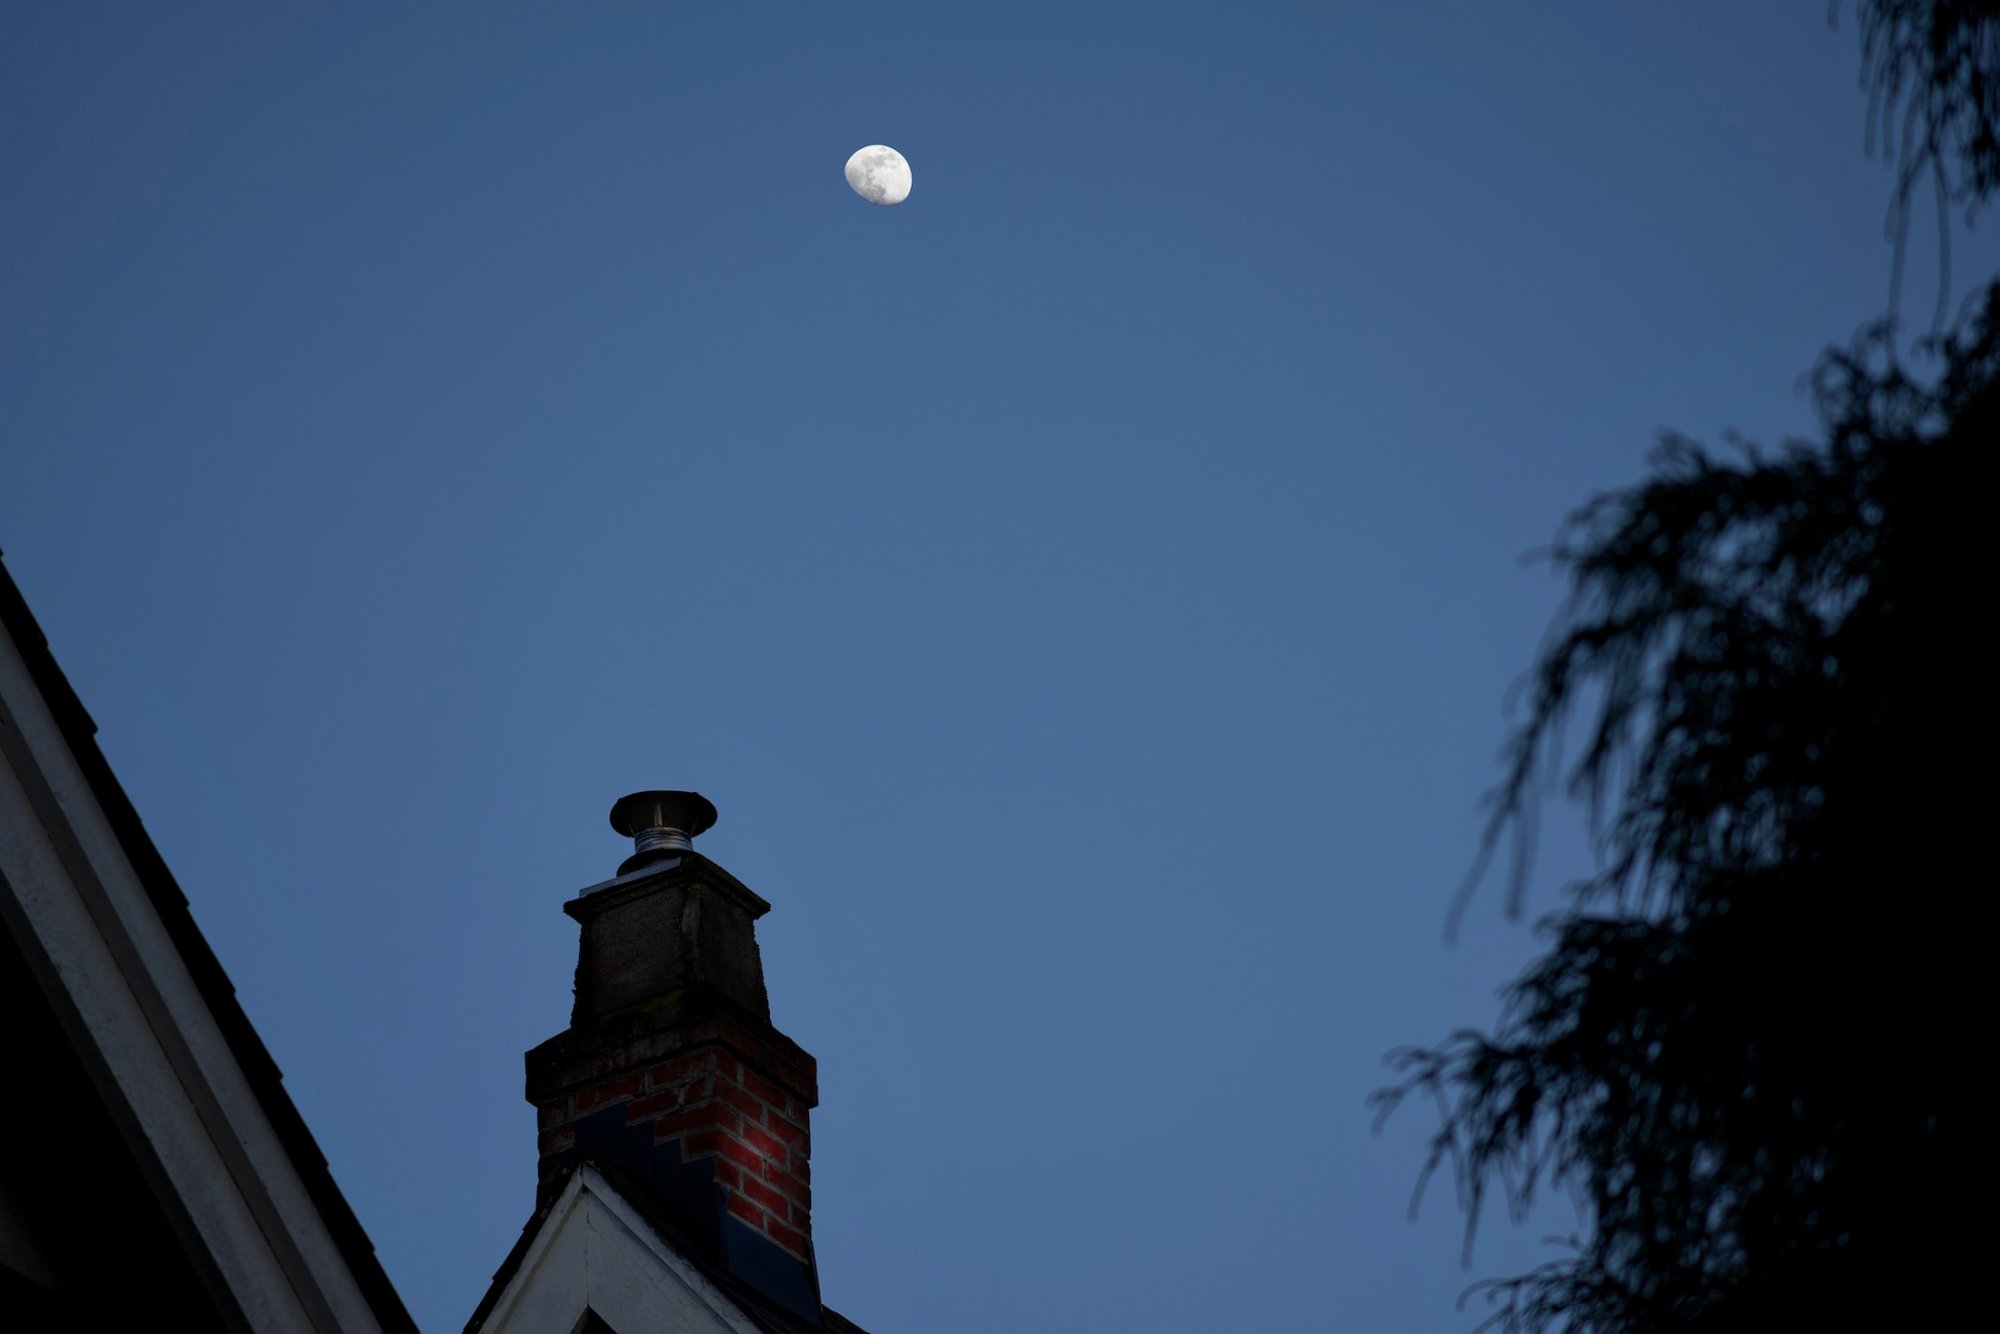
[1378, 278, 1995, 1332]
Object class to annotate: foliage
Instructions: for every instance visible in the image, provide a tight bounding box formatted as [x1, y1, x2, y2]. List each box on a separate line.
[1376, 5, 1999, 1327]
[1857, 0, 2000, 207]
[1851, 0, 2000, 317]
[1377, 290, 1994, 1329]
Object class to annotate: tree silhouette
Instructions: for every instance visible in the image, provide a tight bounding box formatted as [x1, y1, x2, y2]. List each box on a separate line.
[1858, 0, 2000, 319]
[1376, 6, 1999, 1328]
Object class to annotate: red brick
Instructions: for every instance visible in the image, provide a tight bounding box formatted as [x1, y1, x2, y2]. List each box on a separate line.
[790, 1151, 810, 1181]
[644, 1074, 714, 1105]
[712, 1159, 741, 1190]
[715, 1050, 740, 1082]
[650, 1106, 739, 1143]
[624, 1090, 684, 1121]
[760, 1161, 808, 1205]
[645, 1052, 716, 1087]
[742, 1068, 789, 1109]
[789, 1201, 810, 1229]
[766, 1218, 808, 1258]
[717, 1080, 767, 1125]
[726, 1192, 767, 1228]
[632, 1072, 720, 1120]
[574, 1075, 642, 1113]
[684, 1130, 724, 1157]
[743, 1124, 787, 1161]
[537, 1102, 568, 1130]
[718, 1135, 766, 1172]
[741, 1174, 790, 1215]
[763, 1114, 805, 1145]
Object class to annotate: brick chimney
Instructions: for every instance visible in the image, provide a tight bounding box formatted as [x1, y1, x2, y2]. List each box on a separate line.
[525, 792, 822, 1320]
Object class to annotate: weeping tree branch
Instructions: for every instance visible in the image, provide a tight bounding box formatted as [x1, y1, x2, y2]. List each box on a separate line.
[1380, 281, 1998, 1330]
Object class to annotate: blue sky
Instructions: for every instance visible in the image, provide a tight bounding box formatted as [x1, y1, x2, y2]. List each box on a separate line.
[3, 4, 1990, 1330]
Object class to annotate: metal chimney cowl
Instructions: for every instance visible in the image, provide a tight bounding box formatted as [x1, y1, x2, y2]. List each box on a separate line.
[609, 789, 718, 874]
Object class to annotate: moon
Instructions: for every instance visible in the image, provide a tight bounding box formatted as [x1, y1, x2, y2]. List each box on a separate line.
[845, 145, 912, 206]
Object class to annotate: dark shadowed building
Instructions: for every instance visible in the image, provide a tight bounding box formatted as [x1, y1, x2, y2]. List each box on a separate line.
[0, 554, 875, 1334]
[463, 791, 872, 1334]
[0, 554, 417, 1332]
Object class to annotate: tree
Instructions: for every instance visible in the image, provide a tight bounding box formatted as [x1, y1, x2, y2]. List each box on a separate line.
[1858, 0, 2000, 320]
[1375, 6, 1999, 1328]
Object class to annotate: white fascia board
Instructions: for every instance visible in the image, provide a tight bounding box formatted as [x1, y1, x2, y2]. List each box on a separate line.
[481, 1166, 764, 1334]
[0, 621, 387, 1333]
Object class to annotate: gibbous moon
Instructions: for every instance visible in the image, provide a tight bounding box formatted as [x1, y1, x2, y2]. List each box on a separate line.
[845, 145, 912, 206]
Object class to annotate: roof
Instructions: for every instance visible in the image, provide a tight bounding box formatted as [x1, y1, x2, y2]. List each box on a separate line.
[0, 550, 416, 1332]
[465, 1163, 871, 1334]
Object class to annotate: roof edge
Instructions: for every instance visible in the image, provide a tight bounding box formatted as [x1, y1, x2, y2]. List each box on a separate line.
[0, 550, 417, 1333]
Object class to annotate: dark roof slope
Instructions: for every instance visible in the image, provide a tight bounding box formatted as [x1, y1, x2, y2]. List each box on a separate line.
[0, 551, 416, 1333]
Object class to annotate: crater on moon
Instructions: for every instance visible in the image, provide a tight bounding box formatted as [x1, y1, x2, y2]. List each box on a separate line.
[845, 145, 912, 206]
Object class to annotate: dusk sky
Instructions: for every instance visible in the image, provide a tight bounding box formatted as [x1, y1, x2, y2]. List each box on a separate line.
[3, 4, 1991, 1330]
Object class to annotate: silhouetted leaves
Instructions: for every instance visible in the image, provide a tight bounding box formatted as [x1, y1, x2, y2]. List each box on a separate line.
[1852, 0, 2000, 319]
[1377, 7, 1998, 1325]
[1379, 280, 1996, 1332]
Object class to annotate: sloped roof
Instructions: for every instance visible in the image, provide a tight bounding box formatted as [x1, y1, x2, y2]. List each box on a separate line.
[0, 551, 415, 1332]
[466, 1163, 871, 1334]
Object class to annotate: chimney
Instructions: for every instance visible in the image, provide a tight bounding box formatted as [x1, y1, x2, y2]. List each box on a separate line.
[525, 792, 822, 1320]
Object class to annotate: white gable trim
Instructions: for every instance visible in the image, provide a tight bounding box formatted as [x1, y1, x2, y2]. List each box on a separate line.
[0, 615, 391, 1331]
[479, 1166, 764, 1334]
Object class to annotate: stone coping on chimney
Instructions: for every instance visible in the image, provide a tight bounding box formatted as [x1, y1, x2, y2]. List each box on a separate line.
[566, 851, 773, 923]
[571, 857, 681, 899]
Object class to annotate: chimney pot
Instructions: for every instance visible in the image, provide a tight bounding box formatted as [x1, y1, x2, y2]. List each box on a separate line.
[609, 789, 717, 873]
